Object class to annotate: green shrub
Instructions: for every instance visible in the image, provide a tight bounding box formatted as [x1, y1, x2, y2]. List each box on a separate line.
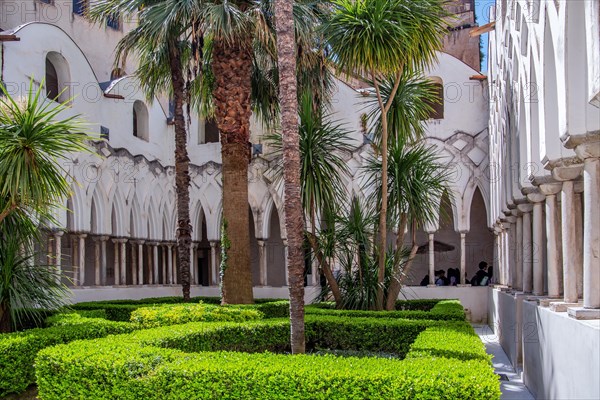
[0, 316, 134, 396]
[305, 300, 464, 321]
[35, 316, 500, 400]
[130, 303, 264, 328]
[235, 300, 290, 318]
[395, 299, 441, 311]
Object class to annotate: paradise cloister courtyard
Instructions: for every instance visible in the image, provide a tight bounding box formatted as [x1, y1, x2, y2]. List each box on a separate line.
[0, 0, 599, 399]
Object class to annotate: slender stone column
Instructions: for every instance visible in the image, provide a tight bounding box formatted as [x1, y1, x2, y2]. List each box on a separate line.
[561, 181, 579, 303]
[459, 231, 468, 285]
[583, 156, 600, 309]
[78, 234, 87, 286]
[167, 244, 174, 285]
[540, 183, 563, 298]
[94, 237, 101, 286]
[72, 237, 79, 286]
[161, 245, 168, 284]
[112, 239, 120, 285]
[153, 243, 159, 285]
[427, 233, 435, 286]
[283, 239, 289, 286]
[574, 189, 584, 298]
[47, 234, 54, 265]
[518, 204, 534, 293]
[504, 216, 517, 288]
[99, 236, 108, 285]
[210, 241, 218, 285]
[493, 226, 503, 285]
[191, 243, 198, 285]
[120, 239, 127, 285]
[53, 232, 63, 283]
[147, 243, 154, 284]
[137, 241, 145, 285]
[527, 193, 546, 296]
[514, 211, 524, 290]
[131, 241, 137, 286]
[173, 246, 178, 285]
[257, 240, 268, 286]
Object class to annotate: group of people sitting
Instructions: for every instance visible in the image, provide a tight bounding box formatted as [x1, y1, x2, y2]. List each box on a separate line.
[419, 261, 494, 287]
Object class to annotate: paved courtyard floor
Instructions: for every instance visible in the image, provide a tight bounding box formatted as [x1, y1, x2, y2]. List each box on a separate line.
[474, 325, 535, 400]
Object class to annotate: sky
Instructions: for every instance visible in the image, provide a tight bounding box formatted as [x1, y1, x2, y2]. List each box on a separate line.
[474, 0, 495, 72]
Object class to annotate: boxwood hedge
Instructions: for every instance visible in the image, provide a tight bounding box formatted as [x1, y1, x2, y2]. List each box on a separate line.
[35, 315, 500, 399]
[0, 315, 134, 396]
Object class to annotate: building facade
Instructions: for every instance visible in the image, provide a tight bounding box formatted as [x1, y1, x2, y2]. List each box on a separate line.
[486, 0, 600, 398]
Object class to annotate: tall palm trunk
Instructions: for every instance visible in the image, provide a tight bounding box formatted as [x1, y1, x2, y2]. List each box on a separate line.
[212, 40, 254, 304]
[168, 41, 192, 301]
[0, 302, 11, 333]
[275, 0, 305, 353]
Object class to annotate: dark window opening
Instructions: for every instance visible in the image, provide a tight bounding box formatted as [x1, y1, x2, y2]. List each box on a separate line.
[425, 82, 444, 120]
[204, 119, 219, 143]
[46, 58, 59, 101]
[132, 108, 138, 137]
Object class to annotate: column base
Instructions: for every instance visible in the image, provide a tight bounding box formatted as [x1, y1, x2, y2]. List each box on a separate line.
[549, 301, 580, 312]
[538, 297, 561, 307]
[427, 284, 437, 288]
[568, 307, 600, 320]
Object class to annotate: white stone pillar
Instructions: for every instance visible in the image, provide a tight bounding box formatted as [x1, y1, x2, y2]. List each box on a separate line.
[112, 239, 120, 285]
[540, 183, 563, 298]
[72, 236, 79, 286]
[528, 193, 546, 296]
[574, 190, 584, 298]
[257, 240, 268, 286]
[173, 244, 178, 284]
[283, 239, 289, 286]
[99, 236, 108, 285]
[167, 244, 173, 285]
[53, 232, 63, 283]
[561, 181, 579, 303]
[518, 204, 534, 293]
[514, 211, 524, 290]
[191, 243, 198, 285]
[210, 241, 218, 286]
[427, 232, 435, 286]
[505, 216, 517, 288]
[94, 237, 101, 286]
[161, 244, 168, 284]
[153, 243, 159, 285]
[137, 241, 145, 285]
[120, 239, 127, 285]
[147, 243, 154, 284]
[582, 156, 600, 309]
[131, 241, 137, 286]
[494, 226, 503, 285]
[78, 234, 87, 286]
[459, 231, 468, 285]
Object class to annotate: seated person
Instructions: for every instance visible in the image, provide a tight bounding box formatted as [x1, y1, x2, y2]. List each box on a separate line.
[435, 270, 447, 286]
[471, 261, 489, 286]
[420, 274, 430, 286]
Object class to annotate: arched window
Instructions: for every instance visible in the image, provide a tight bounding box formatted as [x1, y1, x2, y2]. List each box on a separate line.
[45, 52, 70, 104]
[424, 76, 444, 120]
[198, 118, 219, 144]
[132, 100, 149, 141]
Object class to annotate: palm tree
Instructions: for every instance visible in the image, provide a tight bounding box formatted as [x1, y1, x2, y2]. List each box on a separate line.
[274, 0, 305, 353]
[366, 141, 451, 310]
[0, 82, 89, 332]
[266, 93, 355, 309]
[324, 0, 447, 310]
[91, 0, 330, 304]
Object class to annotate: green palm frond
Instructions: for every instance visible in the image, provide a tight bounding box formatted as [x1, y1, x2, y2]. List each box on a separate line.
[0, 81, 91, 224]
[323, 0, 448, 77]
[365, 140, 452, 229]
[265, 92, 355, 216]
[363, 70, 439, 144]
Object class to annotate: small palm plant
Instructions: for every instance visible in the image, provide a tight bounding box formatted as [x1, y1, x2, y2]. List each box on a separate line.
[266, 92, 355, 307]
[0, 82, 90, 332]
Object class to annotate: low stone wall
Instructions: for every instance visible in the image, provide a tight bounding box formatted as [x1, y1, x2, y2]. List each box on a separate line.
[400, 286, 489, 323]
[489, 287, 600, 400]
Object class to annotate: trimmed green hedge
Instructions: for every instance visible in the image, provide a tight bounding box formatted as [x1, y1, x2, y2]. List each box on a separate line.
[0, 315, 134, 396]
[312, 299, 441, 311]
[306, 300, 465, 321]
[130, 303, 264, 328]
[36, 315, 499, 399]
[72, 297, 287, 321]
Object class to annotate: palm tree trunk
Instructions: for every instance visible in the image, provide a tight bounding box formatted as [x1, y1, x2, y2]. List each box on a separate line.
[0, 301, 11, 333]
[386, 221, 417, 310]
[275, 0, 305, 354]
[168, 41, 192, 301]
[306, 232, 343, 307]
[212, 40, 254, 305]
